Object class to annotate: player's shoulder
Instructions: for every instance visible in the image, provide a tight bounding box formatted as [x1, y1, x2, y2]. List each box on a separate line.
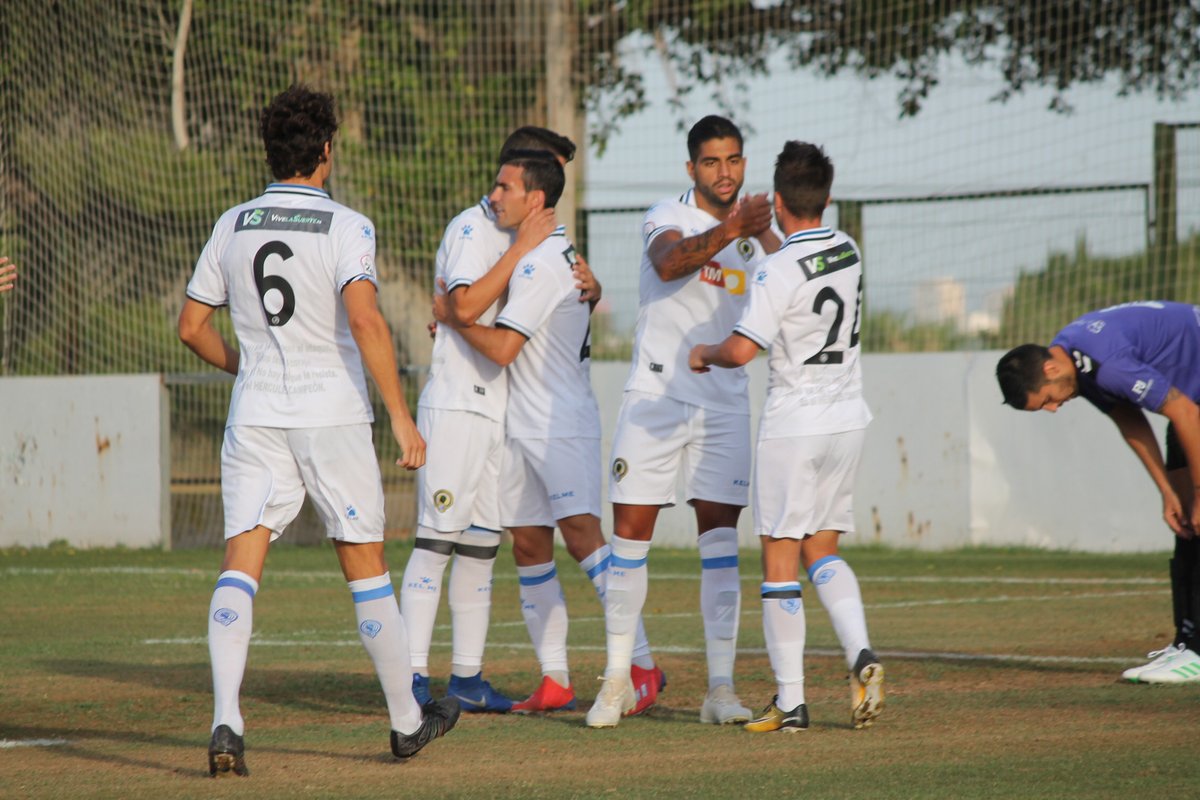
[523, 229, 575, 271]
[441, 201, 501, 245]
[775, 227, 859, 279]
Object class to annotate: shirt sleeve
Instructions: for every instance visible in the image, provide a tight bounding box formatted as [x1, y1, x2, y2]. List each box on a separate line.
[185, 219, 229, 307]
[642, 201, 685, 247]
[334, 211, 378, 290]
[733, 262, 791, 349]
[1095, 353, 1171, 412]
[443, 218, 498, 293]
[495, 252, 571, 339]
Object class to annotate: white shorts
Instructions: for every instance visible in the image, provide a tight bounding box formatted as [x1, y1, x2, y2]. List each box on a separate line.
[608, 391, 750, 507]
[416, 406, 503, 532]
[220, 423, 385, 543]
[501, 437, 601, 528]
[754, 429, 865, 539]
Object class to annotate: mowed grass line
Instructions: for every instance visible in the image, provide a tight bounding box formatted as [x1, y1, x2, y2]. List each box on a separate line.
[1, 543, 1195, 799]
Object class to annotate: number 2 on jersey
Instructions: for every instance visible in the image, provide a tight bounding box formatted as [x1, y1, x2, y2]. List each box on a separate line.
[804, 276, 863, 365]
[254, 240, 296, 326]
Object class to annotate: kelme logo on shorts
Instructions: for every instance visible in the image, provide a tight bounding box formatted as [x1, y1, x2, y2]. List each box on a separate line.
[611, 458, 628, 483]
[433, 489, 455, 512]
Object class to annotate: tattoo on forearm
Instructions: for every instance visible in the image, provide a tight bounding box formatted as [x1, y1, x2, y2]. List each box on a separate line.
[662, 226, 729, 279]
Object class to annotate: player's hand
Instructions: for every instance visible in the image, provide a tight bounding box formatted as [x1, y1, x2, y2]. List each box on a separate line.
[573, 253, 602, 304]
[724, 193, 773, 239]
[392, 416, 426, 471]
[1162, 489, 1188, 536]
[0, 257, 16, 294]
[427, 321, 437, 339]
[513, 208, 557, 256]
[688, 344, 711, 374]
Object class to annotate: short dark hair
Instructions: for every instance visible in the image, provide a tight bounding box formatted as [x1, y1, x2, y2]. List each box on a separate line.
[996, 344, 1053, 408]
[260, 85, 338, 181]
[501, 126, 576, 163]
[500, 149, 565, 209]
[687, 115, 743, 161]
[774, 141, 834, 220]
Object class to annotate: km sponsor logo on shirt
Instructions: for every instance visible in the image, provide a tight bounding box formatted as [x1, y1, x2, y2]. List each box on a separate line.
[699, 262, 746, 295]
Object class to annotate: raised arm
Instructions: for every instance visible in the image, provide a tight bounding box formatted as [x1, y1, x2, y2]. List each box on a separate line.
[649, 193, 773, 282]
[343, 280, 425, 470]
[446, 208, 556, 326]
[0, 256, 16, 293]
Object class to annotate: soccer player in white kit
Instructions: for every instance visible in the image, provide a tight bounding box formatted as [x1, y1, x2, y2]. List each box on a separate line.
[400, 128, 575, 713]
[586, 115, 779, 728]
[178, 86, 458, 774]
[690, 141, 884, 732]
[435, 151, 660, 714]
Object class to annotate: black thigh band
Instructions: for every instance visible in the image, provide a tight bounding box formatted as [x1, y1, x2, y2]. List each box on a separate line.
[414, 537, 456, 556]
[455, 541, 500, 560]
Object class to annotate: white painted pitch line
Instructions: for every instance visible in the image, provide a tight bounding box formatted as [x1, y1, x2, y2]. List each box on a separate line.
[1, 566, 1167, 586]
[0, 739, 69, 749]
[138, 638, 1135, 666]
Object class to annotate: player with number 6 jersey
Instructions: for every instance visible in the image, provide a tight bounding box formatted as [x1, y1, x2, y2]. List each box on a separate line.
[690, 141, 883, 733]
[179, 85, 456, 775]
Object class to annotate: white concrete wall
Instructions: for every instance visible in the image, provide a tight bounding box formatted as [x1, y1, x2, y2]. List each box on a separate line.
[0, 375, 170, 548]
[594, 352, 1172, 553]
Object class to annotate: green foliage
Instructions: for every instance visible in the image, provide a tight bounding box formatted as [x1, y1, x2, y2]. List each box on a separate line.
[992, 233, 1200, 347]
[861, 308, 977, 353]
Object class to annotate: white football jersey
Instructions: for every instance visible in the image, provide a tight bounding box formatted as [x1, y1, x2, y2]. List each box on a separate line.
[734, 226, 872, 438]
[420, 198, 515, 421]
[186, 183, 378, 428]
[625, 188, 768, 413]
[495, 227, 601, 439]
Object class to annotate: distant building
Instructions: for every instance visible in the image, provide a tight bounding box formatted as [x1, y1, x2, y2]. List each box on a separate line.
[914, 277, 965, 327]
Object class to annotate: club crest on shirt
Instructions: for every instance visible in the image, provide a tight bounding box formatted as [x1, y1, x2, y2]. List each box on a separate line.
[611, 458, 628, 483]
[433, 489, 455, 512]
[737, 238, 755, 262]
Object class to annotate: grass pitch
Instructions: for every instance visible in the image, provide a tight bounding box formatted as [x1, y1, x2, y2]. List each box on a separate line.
[1, 542, 1196, 799]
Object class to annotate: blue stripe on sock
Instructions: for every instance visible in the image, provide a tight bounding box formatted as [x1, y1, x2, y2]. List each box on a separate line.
[585, 556, 611, 580]
[351, 584, 395, 603]
[701, 555, 738, 570]
[806, 555, 844, 581]
[611, 554, 647, 569]
[215, 576, 256, 598]
[761, 582, 803, 595]
[518, 567, 558, 586]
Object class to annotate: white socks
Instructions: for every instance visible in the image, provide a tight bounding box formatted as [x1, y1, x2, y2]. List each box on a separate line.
[208, 570, 258, 735]
[449, 526, 501, 677]
[698, 527, 741, 689]
[399, 526, 457, 674]
[517, 561, 570, 677]
[808, 555, 871, 668]
[579, 544, 653, 668]
[349, 572, 422, 735]
[761, 581, 806, 710]
[603, 536, 651, 677]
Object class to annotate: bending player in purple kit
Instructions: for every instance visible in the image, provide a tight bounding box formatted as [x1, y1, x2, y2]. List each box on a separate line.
[179, 85, 458, 774]
[998, 302, 1200, 684]
[434, 149, 661, 713]
[690, 141, 884, 732]
[587, 115, 778, 728]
